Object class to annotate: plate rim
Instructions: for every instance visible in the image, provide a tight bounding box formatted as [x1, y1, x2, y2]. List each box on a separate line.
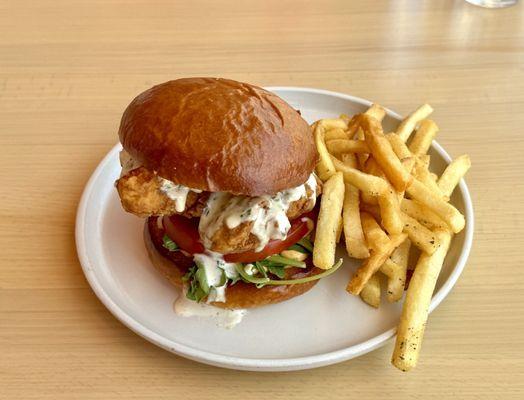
[75, 86, 474, 371]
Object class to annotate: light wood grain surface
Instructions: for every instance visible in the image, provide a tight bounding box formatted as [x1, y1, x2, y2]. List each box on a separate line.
[1, 0, 523, 398]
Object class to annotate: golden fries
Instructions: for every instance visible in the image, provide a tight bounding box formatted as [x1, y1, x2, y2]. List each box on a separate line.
[360, 115, 412, 191]
[360, 157, 384, 205]
[343, 184, 370, 259]
[401, 213, 438, 255]
[365, 103, 386, 122]
[360, 203, 381, 221]
[386, 132, 412, 160]
[313, 172, 345, 269]
[401, 198, 448, 230]
[419, 154, 430, 168]
[347, 233, 407, 295]
[360, 273, 381, 308]
[396, 104, 434, 142]
[391, 237, 411, 272]
[339, 113, 351, 125]
[320, 118, 348, 130]
[325, 128, 349, 141]
[380, 258, 406, 303]
[313, 122, 337, 181]
[331, 155, 389, 197]
[392, 230, 452, 371]
[336, 217, 343, 243]
[412, 159, 445, 199]
[311, 102, 470, 371]
[379, 189, 403, 235]
[341, 153, 358, 169]
[438, 154, 471, 198]
[361, 212, 390, 252]
[326, 139, 370, 154]
[409, 120, 438, 156]
[406, 179, 465, 233]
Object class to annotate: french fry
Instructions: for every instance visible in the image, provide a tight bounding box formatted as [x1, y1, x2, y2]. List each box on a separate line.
[325, 128, 349, 141]
[379, 189, 403, 235]
[397, 157, 416, 202]
[313, 122, 337, 181]
[406, 179, 465, 233]
[392, 230, 452, 371]
[438, 154, 472, 198]
[401, 198, 448, 230]
[341, 152, 369, 258]
[365, 156, 387, 178]
[402, 156, 416, 173]
[331, 155, 389, 197]
[391, 237, 411, 270]
[326, 139, 370, 154]
[365, 103, 386, 122]
[360, 273, 381, 308]
[380, 258, 406, 303]
[319, 118, 348, 130]
[339, 113, 351, 126]
[396, 104, 434, 142]
[418, 154, 430, 168]
[360, 202, 381, 221]
[347, 233, 408, 295]
[361, 157, 385, 205]
[336, 217, 343, 243]
[409, 120, 438, 156]
[310, 103, 471, 372]
[360, 192, 378, 206]
[313, 172, 345, 269]
[361, 211, 390, 252]
[380, 243, 411, 299]
[386, 132, 412, 160]
[343, 184, 370, 259]
[341, 153, 358, 169]
[412, 159, 446, 200]
[360, 114, 412, 191]
[401, 212, 438, 255]
[354, 126, 369, 167]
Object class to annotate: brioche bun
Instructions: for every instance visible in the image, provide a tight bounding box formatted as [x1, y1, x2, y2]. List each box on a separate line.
[119, 78, 317, 196]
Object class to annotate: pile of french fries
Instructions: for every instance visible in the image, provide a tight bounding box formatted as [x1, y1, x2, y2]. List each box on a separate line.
[311, 103, 471, 371]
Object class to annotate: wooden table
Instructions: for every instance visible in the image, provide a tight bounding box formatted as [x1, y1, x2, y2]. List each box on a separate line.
[1, 1, 523, 398]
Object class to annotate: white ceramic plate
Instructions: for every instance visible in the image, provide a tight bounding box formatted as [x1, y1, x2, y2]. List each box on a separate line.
[76, 87, 473, 371]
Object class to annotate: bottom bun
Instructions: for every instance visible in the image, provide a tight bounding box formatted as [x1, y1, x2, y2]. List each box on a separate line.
[144, 218, 321, 309]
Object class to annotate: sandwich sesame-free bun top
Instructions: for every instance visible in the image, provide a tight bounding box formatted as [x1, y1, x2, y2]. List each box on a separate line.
[119, 78, 317, 196]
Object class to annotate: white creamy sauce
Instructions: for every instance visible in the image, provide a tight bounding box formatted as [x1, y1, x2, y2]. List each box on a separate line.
[173, 291, 247, 329]
[244, 263, 257, 276]
[199, 174, 317, 251]
[193, 251, 239, 303]
[159, 179, 202, 213]
[119, 150, 201, 213]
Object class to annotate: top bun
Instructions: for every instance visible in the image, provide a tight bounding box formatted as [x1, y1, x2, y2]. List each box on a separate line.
[118, 78, 317, 196]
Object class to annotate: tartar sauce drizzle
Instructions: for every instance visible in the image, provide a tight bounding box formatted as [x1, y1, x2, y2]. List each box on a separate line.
[119, 150, 202, 213]
[193, 251, 240, 303]
[199, 174, 317, 251]
[159, 179, 202, 213]
[174, 291, 247, 329]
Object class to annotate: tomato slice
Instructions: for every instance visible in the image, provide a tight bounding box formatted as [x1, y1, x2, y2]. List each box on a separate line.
[162, 213, 314, 263]
[224, 218, 311, 263]
[163, 215, 205, 254]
